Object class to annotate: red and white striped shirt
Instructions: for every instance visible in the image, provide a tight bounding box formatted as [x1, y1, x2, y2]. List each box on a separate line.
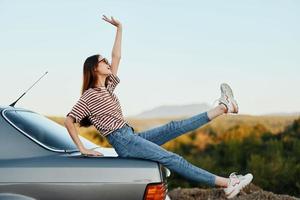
[66, 73, 129, 137]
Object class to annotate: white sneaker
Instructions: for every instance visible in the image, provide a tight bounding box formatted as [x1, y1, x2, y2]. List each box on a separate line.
[223, 172, 253, 199]
[218, 83, 239, 114]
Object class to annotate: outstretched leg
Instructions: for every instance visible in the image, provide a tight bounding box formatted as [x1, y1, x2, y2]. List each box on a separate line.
[112, 129, 217, 186]
[107, 107, 251, 194]
[109, 129, 232, 187]
[137, 104, 226, 146]
[136, 81, 240, 146]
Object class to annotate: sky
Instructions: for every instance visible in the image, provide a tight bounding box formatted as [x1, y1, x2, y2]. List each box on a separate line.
[0, 0, 299, 117]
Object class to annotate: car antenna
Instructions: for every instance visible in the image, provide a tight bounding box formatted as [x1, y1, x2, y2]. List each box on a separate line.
[9, 71, 48, 107]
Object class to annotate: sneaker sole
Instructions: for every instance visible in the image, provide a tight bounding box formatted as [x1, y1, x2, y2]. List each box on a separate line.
[221, 83, 234, 99]
[226, 174, 253, 199]
[220, 83, 239, 113]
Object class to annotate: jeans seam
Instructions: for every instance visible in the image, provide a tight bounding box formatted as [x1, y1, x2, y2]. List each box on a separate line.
[114, 139, 129, 157]
[204, 111, 211, 122]
[176, 112, 210, 132]
[149, 112, 210, 144]
[210, 175, 216, 187]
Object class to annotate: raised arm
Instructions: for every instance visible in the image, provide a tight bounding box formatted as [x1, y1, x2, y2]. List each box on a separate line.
[102, 15, 122, 76]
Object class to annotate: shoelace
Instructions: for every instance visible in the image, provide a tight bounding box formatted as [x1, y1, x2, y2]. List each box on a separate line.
[229, 172, 240, 186]
[229, 172, 238, 178]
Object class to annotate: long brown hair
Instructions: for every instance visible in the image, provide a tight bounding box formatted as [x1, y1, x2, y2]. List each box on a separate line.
[79, 54, 107, 127]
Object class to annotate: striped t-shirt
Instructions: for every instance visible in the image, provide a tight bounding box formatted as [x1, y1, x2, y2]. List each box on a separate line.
[66, 73, 129, 137]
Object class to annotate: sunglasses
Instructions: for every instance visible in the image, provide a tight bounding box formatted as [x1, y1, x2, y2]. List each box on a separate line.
[98, 57, 110, 65]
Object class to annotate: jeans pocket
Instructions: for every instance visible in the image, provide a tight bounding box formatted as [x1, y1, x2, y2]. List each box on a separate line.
[112, 131, 134, 157]
[116, 132, 132, 146]
[106, 134, 115, 146]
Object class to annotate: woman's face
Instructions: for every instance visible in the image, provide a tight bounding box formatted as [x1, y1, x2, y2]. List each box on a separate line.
[94, 57, 112, 76]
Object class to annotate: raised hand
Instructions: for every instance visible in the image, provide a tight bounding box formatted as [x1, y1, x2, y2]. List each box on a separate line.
[102, 14, 122, 28]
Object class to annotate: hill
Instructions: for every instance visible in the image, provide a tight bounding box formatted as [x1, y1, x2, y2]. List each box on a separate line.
[49, 114, 299, 149]
[168, 184, 299, 200]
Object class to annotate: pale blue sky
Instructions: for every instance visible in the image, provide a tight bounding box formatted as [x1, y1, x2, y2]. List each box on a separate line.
[0, 0, 299, 117]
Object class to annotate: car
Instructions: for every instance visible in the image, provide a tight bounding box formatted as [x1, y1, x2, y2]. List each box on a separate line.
[0, 105, 171, 200]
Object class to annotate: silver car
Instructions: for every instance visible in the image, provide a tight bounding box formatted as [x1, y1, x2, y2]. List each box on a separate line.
[0, 106, 171, 200]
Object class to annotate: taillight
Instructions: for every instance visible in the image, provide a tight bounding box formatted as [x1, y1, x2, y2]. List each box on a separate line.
[143, 182, 168, 200]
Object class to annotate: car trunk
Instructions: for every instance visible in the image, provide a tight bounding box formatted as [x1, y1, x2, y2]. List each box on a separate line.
[0, 154, 164, 200]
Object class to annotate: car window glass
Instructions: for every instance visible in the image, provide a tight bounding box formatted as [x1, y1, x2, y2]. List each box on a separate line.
[4, 110, 97, 151]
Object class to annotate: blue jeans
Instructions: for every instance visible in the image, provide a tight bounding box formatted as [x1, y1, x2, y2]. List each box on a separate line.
[106, 111, 216, 186]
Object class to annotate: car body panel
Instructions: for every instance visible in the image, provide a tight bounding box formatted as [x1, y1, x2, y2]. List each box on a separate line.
[0, 183, 148, 200]
[0, 106, 170, 200]
[0, 155, 161, 183]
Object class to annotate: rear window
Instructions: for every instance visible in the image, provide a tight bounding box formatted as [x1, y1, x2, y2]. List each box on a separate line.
[3, 110, 97, 152]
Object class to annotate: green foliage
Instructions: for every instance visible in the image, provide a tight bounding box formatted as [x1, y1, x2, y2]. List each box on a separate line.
[167, 118, 300, 197]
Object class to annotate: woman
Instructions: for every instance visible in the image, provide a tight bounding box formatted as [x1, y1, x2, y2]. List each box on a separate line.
[64, 15, 253, 199]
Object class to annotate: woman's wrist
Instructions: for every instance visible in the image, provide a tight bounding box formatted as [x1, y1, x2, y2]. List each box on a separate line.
[78, 146, 87, 152]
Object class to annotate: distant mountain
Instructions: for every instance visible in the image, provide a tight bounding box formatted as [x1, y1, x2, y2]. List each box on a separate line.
[130, 103, 212, 119]
[264, 112, 300, 116]
[128, 103, 300, 119]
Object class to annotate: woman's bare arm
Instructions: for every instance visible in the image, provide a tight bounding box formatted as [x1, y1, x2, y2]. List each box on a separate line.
[64, 116, 103, 156]
[102, 15, 122, 76]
